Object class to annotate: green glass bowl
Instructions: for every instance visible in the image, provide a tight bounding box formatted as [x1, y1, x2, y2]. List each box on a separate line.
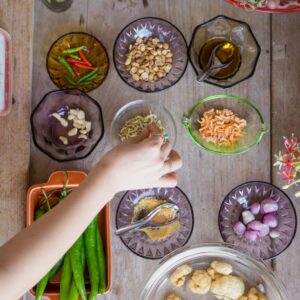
[183, 95, 266, 155]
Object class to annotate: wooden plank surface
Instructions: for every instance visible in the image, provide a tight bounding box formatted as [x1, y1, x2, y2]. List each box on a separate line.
[0, 0, 33, 245]
[272, 14, 300, 299]
[31, 1, 272, 299]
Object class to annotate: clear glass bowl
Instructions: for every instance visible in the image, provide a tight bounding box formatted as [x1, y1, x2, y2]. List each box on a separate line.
[116, 187, 194, 259]
[109, 99, 177, 147]
[113, 17, 188, 93]
[182, 94, 266, 155]
[47, 32, 109, 93]
[140, 243, 289, 300]
[31, 89, 104, 162]
[218, 181, 297, 260]
[188, 15, 261, 88]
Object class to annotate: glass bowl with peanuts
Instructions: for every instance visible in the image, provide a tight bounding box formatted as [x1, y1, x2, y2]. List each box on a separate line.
[113, 17, 188, 93]
[183, 94, 266, 155]
[31, 89, 104, 162]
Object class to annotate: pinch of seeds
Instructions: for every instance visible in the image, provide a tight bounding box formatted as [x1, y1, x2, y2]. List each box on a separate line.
[125, 37, 173, 82]
[198, 108, 247, 145]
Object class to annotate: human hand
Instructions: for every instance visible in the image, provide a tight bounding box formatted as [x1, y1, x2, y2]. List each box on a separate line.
[92, 124, 182, 195]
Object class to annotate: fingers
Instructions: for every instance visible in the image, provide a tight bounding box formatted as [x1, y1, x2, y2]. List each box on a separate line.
[162, 151, 182, 174]
[159, 172, 178, 188]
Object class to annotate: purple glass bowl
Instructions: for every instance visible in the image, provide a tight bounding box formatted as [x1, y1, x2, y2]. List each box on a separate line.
[116, 187, 194, 259]
[31, 89, 104, 162]
[218, 181, 297, 260]
[113, 17, 188, 93]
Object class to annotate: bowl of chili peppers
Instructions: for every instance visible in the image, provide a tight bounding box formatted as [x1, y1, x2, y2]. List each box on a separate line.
[47, 32, 109, 93]
[26, 171, 112, 299]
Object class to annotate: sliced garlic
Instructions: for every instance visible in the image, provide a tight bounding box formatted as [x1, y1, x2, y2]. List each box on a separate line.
[51, 113, 61, 120]
[59, 118, 68, 128]
[68, 128, 78, 136]
[85, 121, 92, 132]
[78, 134, 88, 139]
[68, 114, 75, 121]
[69, 109, 77, 116]
[80, 129, 88, 134]
[77, 110, 85, 120]
[59, 136, 68, 145]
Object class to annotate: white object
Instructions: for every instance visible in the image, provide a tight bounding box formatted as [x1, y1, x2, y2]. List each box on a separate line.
[0, 28, 12, 116]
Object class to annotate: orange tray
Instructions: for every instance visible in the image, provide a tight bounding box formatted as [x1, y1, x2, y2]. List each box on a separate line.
[26, 171, 112, 299]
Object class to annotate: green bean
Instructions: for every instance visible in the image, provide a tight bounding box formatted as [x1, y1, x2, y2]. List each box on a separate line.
[96, 225, 106, 294]
[70, 236, 87, 300]
[77, 69, 98, 83]
[64, 74, 77, 85]
[58, 56, 75, 77]
[69, 53, 82, 60]
[60, 252, 72, 300]
[63, 46, 87, 54]
[84, 217, 99, 300]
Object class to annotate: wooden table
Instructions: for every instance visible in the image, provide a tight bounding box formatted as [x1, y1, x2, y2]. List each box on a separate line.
[0, 0, 299, 299]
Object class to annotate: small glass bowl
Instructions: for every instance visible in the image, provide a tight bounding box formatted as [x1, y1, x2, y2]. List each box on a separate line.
[140, 243, 289, 299]
[109, 99, 177, 147]
[183, 94, 266, 155]
[189, 15, 261, 88]
[218, 181, 297, 260]
[47, 32, 109, 93]
[116, 187, 194, 259]
[31, 89, 104, 162]
[113, 17, 188, 93]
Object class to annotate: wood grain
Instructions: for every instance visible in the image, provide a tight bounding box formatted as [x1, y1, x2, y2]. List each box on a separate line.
[272, 14, 300, 299]
[31, 1, 272, 299]
[0, 0, 33, 246]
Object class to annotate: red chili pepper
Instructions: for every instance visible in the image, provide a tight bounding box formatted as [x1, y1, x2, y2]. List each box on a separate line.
[67, 58, 84, 64]
[72, 65, 81, 78]
[79, 50, 92, 66]
[73, 63, 97, 70]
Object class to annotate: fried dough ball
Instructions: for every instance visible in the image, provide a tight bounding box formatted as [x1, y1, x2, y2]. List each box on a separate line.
[188, 269, 212, 295]
[248, 288, 267, 300]
[166, 293, 182, 300]
[210, 261, 233, 275]
[169, 264, 192, 287]
[211, 275, 245, 299]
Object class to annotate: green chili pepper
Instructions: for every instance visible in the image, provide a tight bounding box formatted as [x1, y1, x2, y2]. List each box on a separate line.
[70, 236, 87, 300]
[63, 46, 87, 54]
[35, 257, 63, 300]
[58, 56, 75, 77]
[69, 53, 82, 60]
[34, 207, 45, 220]
[96, 225, 106, 294]
[69, 240, 85, 300]
[64, 75, 77, 86]
[77, 69, 98, 83]
[83, 217, 99, 300]
[35, 273, 50, 300]
[60, 252, 72, 300]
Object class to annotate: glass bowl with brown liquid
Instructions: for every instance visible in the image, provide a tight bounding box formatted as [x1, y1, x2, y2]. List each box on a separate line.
[188, 15, 261, 88]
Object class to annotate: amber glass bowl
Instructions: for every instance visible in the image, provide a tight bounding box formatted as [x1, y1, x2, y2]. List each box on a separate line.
[47, 32, 109, 92]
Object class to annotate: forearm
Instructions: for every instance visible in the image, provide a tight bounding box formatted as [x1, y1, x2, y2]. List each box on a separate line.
[0, 167, 114, 300]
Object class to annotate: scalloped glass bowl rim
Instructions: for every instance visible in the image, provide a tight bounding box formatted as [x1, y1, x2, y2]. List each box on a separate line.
[183, 94, 266, 155]
[140, 243, 289, 300]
